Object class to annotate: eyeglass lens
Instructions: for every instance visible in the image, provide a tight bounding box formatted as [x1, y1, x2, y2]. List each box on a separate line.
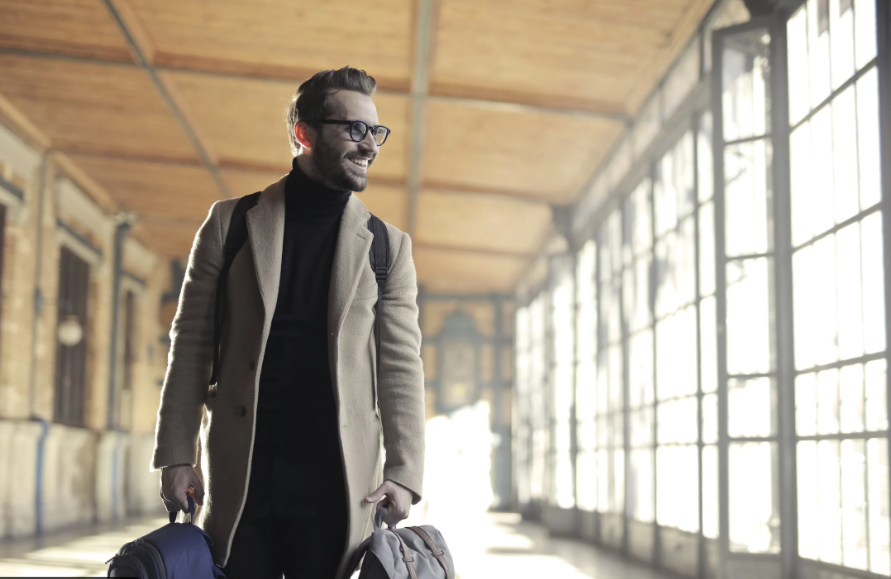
[349, 121, 388, 146]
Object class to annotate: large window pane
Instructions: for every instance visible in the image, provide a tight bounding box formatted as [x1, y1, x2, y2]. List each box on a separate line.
[552, 267, 574, 509]
[629, 330, 654, 409]
[699, 112, 714, 203]
[577, 451, 597, 512]
[861, 212, 886, 354]
[798, 440, 819, 560]
[841, 439, 868, 570]
[729, 442, 780, 553]
[787, 5, 810, 125]
[657, 446, 699, 532]
[857, 68, 881, 210]
[699, 200, 716, 297]
[700, 295, 718, 394]
[728, 377, 775, 438]
[656, 307, 697, 399]
[867, 438, 890, 575]
[722, 29, 771, 141]
[837, 223, 864, 359]
[829, 0, 855, 90]
[832, 86, 860, 223]
[793, 237, 839, 369]
[853, 0, 877, 70]
[725, 139, 771, 256]
[726, 258, 772, 374]
[818, 440, 843, 564]
[658, 397, 698, 444]
[630, 449, 654, 522]
[703, 445, 719, 539]
[864, 359, 887, 432]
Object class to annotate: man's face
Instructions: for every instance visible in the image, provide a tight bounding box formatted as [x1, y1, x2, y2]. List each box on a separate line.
[309, 90, 380, 192]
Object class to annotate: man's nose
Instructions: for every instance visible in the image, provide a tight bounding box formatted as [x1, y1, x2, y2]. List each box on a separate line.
[359, 131, 379, 153]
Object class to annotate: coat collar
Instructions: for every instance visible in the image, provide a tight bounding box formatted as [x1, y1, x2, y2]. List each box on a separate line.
[245, 172, 374, 335]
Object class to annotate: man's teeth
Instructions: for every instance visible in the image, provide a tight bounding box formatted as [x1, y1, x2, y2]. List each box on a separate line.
[349, 158, 368, 168]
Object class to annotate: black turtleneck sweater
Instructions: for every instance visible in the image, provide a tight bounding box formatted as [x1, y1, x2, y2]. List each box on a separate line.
[254, 158, 351, 454]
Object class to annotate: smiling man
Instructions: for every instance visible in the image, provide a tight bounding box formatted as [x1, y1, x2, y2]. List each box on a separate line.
[151, 67, 426, 579]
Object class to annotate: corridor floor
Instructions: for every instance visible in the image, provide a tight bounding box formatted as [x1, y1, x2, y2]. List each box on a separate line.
[0, 512, 671, 578]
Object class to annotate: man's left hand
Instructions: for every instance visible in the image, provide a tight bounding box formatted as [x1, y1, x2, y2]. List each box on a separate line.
[364, 480, 413, 526]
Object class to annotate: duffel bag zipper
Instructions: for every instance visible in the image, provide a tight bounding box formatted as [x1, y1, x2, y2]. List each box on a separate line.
[134, 538, 168, 579]
[106, 545, 150, 578]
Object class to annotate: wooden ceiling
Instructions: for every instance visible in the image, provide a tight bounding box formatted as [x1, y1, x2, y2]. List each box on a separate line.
[0, 0, 714, 293]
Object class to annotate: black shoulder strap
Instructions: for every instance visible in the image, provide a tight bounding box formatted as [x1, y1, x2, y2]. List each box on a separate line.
[210, 192, 260, 387]
[367, 214, 390, 393]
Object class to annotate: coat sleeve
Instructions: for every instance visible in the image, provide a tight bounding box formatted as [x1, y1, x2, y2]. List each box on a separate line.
[151, 202, 224, 470]
[378, 229, 426, 503]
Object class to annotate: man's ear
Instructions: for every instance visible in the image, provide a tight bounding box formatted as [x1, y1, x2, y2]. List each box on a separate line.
[294, 122, 313, 151]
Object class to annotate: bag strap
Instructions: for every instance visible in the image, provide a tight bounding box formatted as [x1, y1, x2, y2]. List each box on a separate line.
[366, 215, 390, 396]
[209, 192, 261, 388]
[407, 526, 452, 579]
[168, 496, 196, 524]
[389, 529, 419, 579]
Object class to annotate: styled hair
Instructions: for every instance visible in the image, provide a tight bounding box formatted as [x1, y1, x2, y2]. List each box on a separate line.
[286, 66, 377, 155]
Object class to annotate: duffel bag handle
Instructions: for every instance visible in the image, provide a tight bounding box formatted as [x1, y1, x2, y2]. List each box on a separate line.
[168, 496, 195, 524]
[374, 503, 393, 529]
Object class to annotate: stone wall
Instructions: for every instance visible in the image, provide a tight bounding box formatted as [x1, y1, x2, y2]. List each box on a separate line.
[0, 118, 170, 539]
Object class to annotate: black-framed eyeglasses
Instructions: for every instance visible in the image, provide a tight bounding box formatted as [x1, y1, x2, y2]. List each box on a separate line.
[318, 120, 391, 146]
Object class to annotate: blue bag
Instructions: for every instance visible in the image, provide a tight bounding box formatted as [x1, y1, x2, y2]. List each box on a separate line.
[107, 498, 226, 579]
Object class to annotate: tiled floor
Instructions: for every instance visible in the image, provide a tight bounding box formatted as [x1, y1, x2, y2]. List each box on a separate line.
[0, 512, 670, 578]
[0, 517, 165, 577]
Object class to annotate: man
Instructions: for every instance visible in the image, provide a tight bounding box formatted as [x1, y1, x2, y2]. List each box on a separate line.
[151, 67, 426, 579]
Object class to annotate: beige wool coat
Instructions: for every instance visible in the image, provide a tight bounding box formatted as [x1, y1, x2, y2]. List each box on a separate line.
[151, 174, 426, 578]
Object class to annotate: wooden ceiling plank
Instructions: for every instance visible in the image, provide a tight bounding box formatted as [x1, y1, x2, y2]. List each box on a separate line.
[621, 0, 716, 113]
[0, 0, 135, 63]
[101, 0, 230, 197]
[422, 99, 625, 204]
[0, 90, 52, 150]
[156, 70, 220, 165]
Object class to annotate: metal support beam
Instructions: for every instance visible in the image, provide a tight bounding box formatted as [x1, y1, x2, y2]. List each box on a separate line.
[106, 217, 132, 430]
[101, 0, 230, 199]
[406, 0, 435, 237]
[875, 0, 891, 548]
[769, 12, 799, 579]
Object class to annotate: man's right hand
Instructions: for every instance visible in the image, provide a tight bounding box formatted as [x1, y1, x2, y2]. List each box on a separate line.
[160, 464, 205, 514]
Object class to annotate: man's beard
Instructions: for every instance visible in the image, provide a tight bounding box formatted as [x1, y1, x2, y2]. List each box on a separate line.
[311, 136, 369, 192]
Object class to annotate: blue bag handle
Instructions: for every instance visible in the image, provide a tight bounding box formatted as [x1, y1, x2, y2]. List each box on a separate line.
[168, 496, 195, 524]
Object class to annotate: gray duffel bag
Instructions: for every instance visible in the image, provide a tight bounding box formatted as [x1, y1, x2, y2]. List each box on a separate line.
[346, 505, 454, 579]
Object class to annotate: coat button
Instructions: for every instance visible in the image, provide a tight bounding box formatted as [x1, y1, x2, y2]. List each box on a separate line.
[238, 406, 247, 417]
[249, 360, 257, 371]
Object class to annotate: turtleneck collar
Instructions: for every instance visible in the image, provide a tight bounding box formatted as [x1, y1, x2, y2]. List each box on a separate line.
[285, 157, 352, 222]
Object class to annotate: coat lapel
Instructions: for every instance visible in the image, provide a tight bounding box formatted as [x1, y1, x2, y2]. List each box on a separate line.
[329, 195, 373, 337]
[245, 176, 287, 318]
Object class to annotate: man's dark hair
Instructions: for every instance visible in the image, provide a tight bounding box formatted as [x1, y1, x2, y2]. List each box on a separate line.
[286, 66, 377, 155]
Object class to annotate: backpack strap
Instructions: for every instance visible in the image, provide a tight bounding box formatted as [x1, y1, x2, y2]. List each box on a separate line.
[367, 214, 390, 405]
[389, 529, 419, 579]
[407, 526, 452, 579]
[209, 192, 260, 388]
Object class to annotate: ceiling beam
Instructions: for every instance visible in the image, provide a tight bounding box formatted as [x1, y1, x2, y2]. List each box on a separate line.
[101, 0, 230, 198]
[414, 242, 535, 259]
[0, 46, 630, 125]
[37, 146, 571, 205]
[406, 0, 436, 238]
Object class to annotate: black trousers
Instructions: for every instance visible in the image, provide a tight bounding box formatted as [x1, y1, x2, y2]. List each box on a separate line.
[224, 407, 347, 579]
